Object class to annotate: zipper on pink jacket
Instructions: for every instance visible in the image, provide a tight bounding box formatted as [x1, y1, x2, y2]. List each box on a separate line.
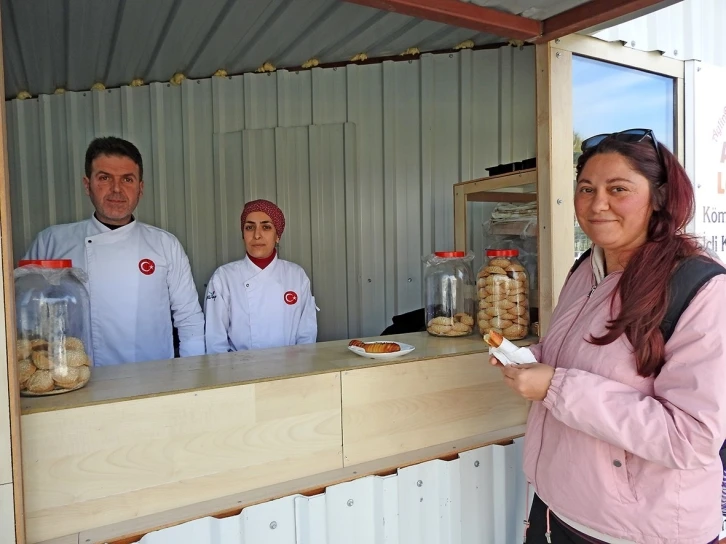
[532, 273, 598, 498]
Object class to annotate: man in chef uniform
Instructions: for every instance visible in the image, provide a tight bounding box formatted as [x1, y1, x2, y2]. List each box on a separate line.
[23, 136, 205, 366]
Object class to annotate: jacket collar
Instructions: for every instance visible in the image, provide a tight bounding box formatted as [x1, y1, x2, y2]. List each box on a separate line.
[88, 214, 138, 241]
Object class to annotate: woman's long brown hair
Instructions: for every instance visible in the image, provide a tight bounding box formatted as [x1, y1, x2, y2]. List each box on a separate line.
[577, 138, 701, 377]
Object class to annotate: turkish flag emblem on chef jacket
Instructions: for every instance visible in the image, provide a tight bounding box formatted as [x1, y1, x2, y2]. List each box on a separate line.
[139, 259, 156, 275]
[284, 291, 298, 305]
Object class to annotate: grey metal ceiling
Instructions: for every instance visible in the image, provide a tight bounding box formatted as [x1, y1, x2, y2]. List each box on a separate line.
[463, 0, 590, 20]
[1, 0, 596, 98]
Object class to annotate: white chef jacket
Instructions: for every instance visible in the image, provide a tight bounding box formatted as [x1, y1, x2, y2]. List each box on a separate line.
[24, 216, 205, 366]
[204, 255, 317, 353]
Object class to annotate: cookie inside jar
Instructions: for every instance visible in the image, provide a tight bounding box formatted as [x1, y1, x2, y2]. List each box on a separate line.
[477, 249, 530, 340]
[422, 251, 476, 337]
[14, 260, 93, 396]
[18, 336, 92, 396]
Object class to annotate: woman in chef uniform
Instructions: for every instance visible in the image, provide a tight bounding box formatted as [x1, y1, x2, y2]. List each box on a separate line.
[204, 199, 317, 353]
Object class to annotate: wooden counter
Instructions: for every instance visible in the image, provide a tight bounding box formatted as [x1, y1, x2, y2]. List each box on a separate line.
[19, 332, 535, 544]
[21, 332, 509, 415]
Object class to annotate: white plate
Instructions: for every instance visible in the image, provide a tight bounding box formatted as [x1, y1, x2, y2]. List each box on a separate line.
[347, 341, 415, 360]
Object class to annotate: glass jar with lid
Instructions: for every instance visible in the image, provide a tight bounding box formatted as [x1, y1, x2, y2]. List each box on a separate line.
[476, 249, 530, 340]
[14, 260, 93, 396]
[423, 251, 476, 337]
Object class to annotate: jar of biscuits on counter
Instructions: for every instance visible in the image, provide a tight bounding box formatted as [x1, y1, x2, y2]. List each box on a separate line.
[477, 249, 529, 340]
[423, 251, 476, 337]
[14, 260, 92, 396]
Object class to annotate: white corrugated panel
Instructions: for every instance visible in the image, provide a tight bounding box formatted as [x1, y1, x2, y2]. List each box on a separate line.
[589, 0, 726, 69]
[139, 440, 527, 544]
[5, 46, 536, 340]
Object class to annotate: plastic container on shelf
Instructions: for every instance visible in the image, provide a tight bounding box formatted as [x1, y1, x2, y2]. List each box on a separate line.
[422, 251, 476, 337]
[14, 259, 93, 396]
[476, 249, 530, 340]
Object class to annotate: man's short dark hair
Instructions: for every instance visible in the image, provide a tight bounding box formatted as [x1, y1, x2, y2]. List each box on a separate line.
[85, 137, 143, 180]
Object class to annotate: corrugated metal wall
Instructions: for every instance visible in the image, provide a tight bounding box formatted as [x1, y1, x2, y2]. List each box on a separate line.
[5, 46, 536, 340]
[590, 0, 726, 69]
[139, 439, 528, 544]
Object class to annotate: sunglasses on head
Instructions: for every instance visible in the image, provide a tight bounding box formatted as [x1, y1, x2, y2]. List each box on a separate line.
[581, 128, 662, 162]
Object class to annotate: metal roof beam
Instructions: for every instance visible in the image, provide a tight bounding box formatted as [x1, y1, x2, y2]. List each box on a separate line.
[536, 0, 678, 43]
[342, 0, 542, 41]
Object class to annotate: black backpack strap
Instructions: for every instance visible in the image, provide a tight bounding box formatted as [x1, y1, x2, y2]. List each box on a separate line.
[566, 248, 592, 284]
[661, 256, 726, 343]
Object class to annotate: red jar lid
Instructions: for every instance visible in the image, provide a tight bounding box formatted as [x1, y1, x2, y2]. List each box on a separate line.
[18, 259, 72, 269]
[486, 249, 519, 257]
[434, 251, 465, 258]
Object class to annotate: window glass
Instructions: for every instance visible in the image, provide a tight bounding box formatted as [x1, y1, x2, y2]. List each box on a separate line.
[572, 55, 676, 256]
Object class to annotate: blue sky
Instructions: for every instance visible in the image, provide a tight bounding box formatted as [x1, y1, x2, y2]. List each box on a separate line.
[573, 55, 675, 150]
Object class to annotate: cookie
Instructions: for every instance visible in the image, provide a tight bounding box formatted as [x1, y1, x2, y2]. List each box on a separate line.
[484, 307, 501, 317]
[18, 359, 36, 384]
[428, 324, 452, 335]
[30, 339, 48, 351]
[446, 328, 470, 337]
[64, 337, 85, 351]
[457, 314, 474, 326]
[483, 266, 508, 276]
[503, 324, 528, 339]
[428, 317, 454, 326]
[490, 317, 514, 329]
[52, 366, 80, 389]
[31, 350, 53, 370]
[485, 274, 509, 286]
[76, 365, 91, 387]
[489, 259, 512, 268]
[495, 299, 515, 311]
[452, 321, 472, 332]
[25, 370, 54, 393]
[505, 264, 525, 273]
[65, 350, 90, 367]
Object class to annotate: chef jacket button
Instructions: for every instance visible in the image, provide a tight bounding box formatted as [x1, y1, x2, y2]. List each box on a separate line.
[613, 459, 622, 468]
[87, 240, 92, 244]
[245, 283, 249, 287]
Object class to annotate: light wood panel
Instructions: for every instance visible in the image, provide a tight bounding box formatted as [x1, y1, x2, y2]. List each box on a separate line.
[340, 353, 530, 466]
[0, 2, 24, 541]
[453, 169, 537, 252]
[554, 34, 684, 79]
[535, 43, 574, 335]
[21, 373, 342, 543]
[20, 333, 491, 415]
[0, 309, 10, 486]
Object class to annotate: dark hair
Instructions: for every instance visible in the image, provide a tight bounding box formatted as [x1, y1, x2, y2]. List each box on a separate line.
[576, 137, 701, 377]
[84, 137, 143, 180]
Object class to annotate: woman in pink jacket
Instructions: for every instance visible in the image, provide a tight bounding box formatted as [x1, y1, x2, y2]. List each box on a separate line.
[493, 129, 726, 543]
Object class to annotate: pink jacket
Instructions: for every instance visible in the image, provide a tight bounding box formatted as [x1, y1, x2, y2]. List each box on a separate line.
[525, 255, 726, 543]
